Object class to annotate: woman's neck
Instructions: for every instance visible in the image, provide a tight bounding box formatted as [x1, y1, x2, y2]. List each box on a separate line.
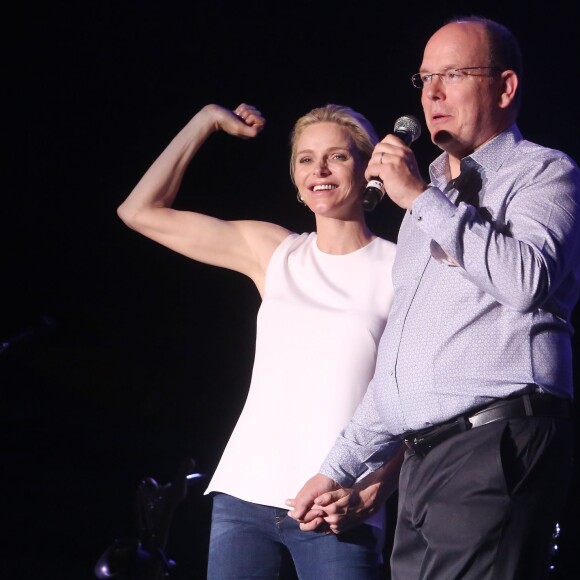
[315, 218, 375, 255]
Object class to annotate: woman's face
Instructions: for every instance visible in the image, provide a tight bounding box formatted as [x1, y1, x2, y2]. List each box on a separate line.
[293, 122, 367, 218]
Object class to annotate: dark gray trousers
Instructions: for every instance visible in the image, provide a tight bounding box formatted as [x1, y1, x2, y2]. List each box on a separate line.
[391, 417, 574, 580]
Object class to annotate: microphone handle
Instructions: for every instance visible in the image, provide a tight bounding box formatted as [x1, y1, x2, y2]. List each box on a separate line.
[362, 129, 414, 211]
[362, 179, 384, 212]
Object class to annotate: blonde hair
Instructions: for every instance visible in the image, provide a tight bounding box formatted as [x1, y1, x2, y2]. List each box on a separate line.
[289, 104, 378, 184]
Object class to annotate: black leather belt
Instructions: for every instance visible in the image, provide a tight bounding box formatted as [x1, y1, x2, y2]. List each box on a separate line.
[403, 392, 572, 458]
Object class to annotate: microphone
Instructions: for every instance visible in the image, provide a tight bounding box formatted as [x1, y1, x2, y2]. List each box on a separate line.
[362, 115, 422, 211]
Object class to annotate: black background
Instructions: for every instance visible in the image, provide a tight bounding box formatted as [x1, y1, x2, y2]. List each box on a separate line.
[4, 1, 580, 578]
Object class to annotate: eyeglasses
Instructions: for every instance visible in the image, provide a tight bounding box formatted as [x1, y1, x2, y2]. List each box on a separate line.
[411, 67, 501, 89]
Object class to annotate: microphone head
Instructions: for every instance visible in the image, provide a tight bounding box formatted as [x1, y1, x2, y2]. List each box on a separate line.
[393, 115, 422, 146]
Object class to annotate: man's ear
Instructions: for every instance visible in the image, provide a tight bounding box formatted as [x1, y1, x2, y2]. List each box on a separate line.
[498, 69, 518, 109]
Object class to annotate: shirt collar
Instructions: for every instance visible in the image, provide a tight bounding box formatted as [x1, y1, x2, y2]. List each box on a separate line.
[429, 124, 523, 190]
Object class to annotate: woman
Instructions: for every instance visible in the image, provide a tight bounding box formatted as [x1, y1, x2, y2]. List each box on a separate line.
[117, 102, 400, 579]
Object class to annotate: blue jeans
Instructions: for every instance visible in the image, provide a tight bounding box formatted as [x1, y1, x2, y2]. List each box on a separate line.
[208, 493, 383, 579]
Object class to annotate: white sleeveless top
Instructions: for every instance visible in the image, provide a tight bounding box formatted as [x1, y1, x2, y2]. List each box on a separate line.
[205, 232, 396, 522]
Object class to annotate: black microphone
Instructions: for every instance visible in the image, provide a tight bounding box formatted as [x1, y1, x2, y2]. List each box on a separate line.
[362, 115, 422, 211]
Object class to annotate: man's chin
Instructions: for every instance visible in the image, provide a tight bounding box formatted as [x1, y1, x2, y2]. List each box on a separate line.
[433, 130, 453, 147]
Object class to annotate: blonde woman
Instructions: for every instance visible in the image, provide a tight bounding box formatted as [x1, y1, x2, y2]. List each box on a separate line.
[118, 102, 401, 579]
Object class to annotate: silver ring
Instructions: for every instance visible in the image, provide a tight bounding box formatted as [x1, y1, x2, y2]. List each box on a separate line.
[380, 152, 384, 164]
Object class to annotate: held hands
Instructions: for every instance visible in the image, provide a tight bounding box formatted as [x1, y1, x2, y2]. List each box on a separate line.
[286, 473, 382, 535]
[202, 103, 265, 139]
[286, 474, 342, 533]
[289, 485, 372, 535]
[286, 451, 404, 535]
[286, 474, 393, 534]
[365, 133, 428, 211]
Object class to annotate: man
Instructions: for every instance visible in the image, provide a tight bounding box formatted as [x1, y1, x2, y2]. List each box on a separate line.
[287, 16, 580, 580]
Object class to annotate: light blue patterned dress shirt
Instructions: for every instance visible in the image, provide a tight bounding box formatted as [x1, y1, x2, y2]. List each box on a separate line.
[321, 124, 580, 487]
